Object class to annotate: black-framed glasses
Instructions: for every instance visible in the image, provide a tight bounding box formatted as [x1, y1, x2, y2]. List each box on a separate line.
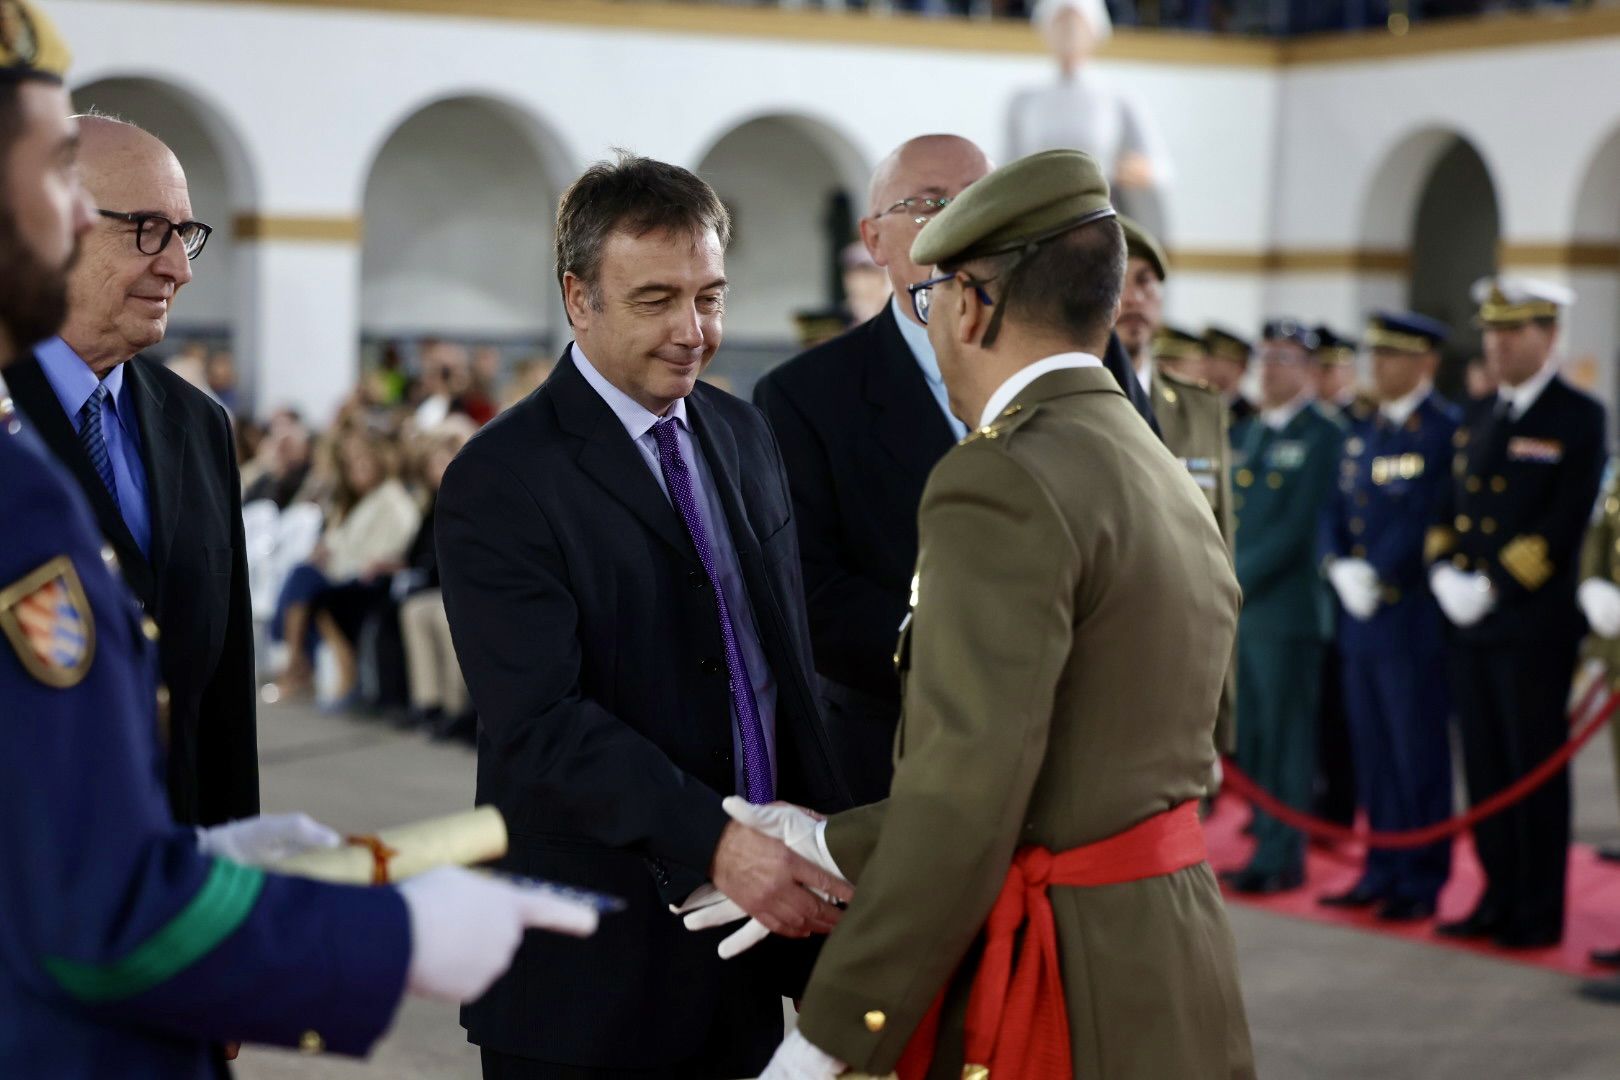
[876, 195, 952, 226]
[98, 210, 213, 260]
[907, 272, 995, 326]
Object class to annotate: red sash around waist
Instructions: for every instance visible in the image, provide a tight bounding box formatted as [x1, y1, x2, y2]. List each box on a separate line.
[895, 801, 1208, 1080]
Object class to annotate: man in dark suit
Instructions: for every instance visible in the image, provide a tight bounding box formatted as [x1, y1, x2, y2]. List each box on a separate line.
[752, 135, 992, 803]
[436, 153, 853, 1079]
[1429, 276, 1606, 949]
[5, 114, 257, 829]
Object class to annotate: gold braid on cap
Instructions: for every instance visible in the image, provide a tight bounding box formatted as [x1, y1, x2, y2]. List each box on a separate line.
[1363, 326, 1432, 354]
[0, 0, 70, 82]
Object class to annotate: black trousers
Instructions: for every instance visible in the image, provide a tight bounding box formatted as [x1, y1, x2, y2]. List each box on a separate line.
[1315, 645, 1357, 827]
[1447, 636, 1578, 936]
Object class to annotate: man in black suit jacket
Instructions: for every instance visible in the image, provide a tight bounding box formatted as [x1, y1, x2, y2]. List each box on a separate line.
[7, 116, 256, 828]
[755, 136, 1157, 803]
[437, 154, 852, 1079]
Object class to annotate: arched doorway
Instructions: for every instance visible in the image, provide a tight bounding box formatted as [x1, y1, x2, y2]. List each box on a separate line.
[694, 113, 869, 394]
[1358, 129, 1500, 396]
[359, 95, 572, 411]
[1567, 125, 1620, 414]
[70, 76, 257, 405]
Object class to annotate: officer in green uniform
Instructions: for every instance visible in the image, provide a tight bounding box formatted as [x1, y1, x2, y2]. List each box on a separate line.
[1117, 215, 1236, 754]
[1578, 462, 1620, 981]
[732, 149, 1255, 1080]
[1154, 323, 1208, 383]
[1225, 319, 1343, 894]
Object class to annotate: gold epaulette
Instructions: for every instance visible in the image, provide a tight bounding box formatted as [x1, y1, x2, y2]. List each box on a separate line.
[1424, 526, 1458, 564]
[1500, 534, 1553, 591]
[961, 402, 1030, 445]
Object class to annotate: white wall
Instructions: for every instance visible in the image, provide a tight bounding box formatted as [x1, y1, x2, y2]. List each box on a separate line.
[50, 0, 1620, 424]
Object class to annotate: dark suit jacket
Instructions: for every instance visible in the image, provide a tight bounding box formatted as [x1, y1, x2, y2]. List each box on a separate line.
[752, 306, 956, 803]
[436, 350, 850, 1071]
[7, 353, 258, 828]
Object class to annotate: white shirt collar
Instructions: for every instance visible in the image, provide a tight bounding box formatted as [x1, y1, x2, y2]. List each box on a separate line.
[1379, 381, 1432, 428]
[1261, 392, 1314, 432]
[1499, 359, 1558, 420]
[978, 352, 1103, 430]
[570, 342, 688, 440]
[1134, 355, 1153, 396]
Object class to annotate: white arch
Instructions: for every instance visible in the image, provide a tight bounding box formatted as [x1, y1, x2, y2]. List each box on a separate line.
[1570, 123, 1620, 243]
[1355, 124, 1500, 252]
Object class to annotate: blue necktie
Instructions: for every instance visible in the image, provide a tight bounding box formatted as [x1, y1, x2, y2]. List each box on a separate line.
[77, 382, 119, 508]
[651, 417, 773, 803]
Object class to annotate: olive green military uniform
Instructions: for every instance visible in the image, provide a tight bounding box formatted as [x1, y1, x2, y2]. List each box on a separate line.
[1230, 404, 1342, 881]
[1579, 465, 1620, 805]
[1152, 367, 1239, 753]
[796, 368, 1254, 1079]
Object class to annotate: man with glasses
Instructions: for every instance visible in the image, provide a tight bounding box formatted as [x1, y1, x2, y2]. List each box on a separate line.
[4, 114, 259, 834]
[753, 134, 993, 803]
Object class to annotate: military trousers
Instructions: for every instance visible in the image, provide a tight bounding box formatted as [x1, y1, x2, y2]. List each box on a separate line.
[1236, 633, 1323, 877]
[1447, 636, 1578, 938]
[1315, 646, 1356, 826]
[1341, 649, 1453, 904]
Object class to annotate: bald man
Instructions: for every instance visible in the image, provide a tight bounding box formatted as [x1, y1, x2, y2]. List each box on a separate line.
[5, 115, 258, 829]
[753, 135, 992, 802]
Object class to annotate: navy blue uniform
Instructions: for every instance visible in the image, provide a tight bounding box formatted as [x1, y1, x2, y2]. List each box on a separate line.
[0, 390, 410, 1077]
[1427, 375, 1606, 941]
[1321, 393, 1459, 906]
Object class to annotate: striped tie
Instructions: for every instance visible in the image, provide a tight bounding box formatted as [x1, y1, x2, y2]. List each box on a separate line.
[77, 382, 120, 507]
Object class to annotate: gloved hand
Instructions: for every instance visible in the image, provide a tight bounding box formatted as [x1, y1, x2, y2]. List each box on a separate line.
[398, 866, 599, 1003]
[678, 798, 848, 959]
[1430, 564, 1496, 628]
[1579, 578, 1620, 638]
[759, 1029, 847, 1080]
[1327, 558, 1381, 621]
[196, 813, 342, 866]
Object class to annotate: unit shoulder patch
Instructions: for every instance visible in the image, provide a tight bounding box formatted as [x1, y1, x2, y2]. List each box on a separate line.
[0, 556, 95, 688]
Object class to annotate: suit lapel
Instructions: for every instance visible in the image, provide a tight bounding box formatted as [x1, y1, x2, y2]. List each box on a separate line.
[686, 395, 763, 569]
[551, 350, 699, 566]
[7, 355, 157, 606]
[863, 307, 957, 479]
[127, 358, 187, 584]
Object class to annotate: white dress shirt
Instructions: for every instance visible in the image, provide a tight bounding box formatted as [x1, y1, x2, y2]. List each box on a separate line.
[979, 352, 1104, 429]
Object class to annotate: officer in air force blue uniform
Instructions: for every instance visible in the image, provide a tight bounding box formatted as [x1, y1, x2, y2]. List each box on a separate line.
[1318, 312, 1457, 921]
[1428, 277, 1606, 948]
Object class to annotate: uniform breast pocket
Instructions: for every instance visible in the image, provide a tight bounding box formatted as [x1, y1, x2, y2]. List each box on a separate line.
[206, 544, 233, 576]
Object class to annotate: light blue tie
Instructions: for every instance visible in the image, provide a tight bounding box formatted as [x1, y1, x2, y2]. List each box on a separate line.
[77, 382, 119, 508]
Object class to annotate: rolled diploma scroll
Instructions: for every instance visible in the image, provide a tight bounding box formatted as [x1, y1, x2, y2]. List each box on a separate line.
[271, 807, 508, 884]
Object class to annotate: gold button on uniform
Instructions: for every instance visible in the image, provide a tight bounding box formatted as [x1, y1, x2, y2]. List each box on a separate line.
[1455, 515, 1472, 533]
[1491, 476, 1507, 493]
[1266, 472, 1283, 490]
[300, 1030, 325, 1054]
[1481, 518, 1497, 535]
[140, 616, 160, 642]
[1453, 554, 1469, 569]
[1163, 387, 1179, 405]
[1466, 476, 1482, 493]
[864, 1010, 887, 1033]
[1236, 469, 1254, 488]
[1351, 545, 1367, 558]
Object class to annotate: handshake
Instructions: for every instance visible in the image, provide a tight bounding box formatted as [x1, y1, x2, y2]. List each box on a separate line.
[678, 798, 853, 958]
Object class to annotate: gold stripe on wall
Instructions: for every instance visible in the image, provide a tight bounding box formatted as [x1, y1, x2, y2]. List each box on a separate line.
[232, 214, 363, 243]
[1497, 242, 1620, 270]
[175, 0, 1620, 68]
[1170, 248, 1410, 274]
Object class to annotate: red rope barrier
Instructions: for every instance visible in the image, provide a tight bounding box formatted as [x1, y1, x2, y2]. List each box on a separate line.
[1219, 687, 1620, 851]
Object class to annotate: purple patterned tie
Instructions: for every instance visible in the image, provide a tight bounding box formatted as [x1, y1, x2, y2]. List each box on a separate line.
[652, 418, 774, 803]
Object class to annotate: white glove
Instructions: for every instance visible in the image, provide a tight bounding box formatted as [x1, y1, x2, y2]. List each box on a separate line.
[1430, 564, 1496, 628]
[1579, 577, 1620, 639]
[398, 866, 599, 1003]
[678, 797, 848, 959]
[1328, 558, 1381, 621]
[197, 813, 342, 866]
[759, 1029, 847, 1080]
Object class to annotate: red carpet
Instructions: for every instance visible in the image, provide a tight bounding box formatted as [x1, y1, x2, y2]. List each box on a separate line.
[1206, 793, 1620, 976]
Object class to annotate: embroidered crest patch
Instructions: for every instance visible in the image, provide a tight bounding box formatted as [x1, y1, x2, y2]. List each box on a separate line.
[0, 556, 95, 688]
